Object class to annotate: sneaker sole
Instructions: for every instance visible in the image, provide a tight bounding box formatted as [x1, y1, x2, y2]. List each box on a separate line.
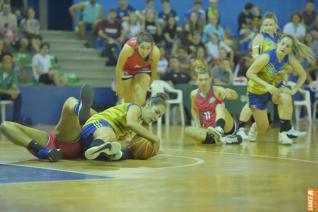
[47, 149, 62, 162]
[207, 127, 222, 144]
[79, 85, 94, 125]
[85, 142, 121, 160]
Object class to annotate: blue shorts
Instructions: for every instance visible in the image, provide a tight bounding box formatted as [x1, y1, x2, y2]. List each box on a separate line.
[81, 120, 114, 151]
[248, 92, 272, 110]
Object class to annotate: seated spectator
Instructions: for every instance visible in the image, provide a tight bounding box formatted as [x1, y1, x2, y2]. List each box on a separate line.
[158, 0, 178, 27]
[211, 59, 233, 84]
[190, 46, 211, 80]
[238, 2, 254, 32]
[162, 15, 177, 53]
[0, 39, 9, 60]
[205, 33, 232, 60]
[176, 46, 191, 73]
[206, 0, 219, 22]
[143, 9, 162, 44]
[23, 7, 41, 52]
[202, 15, 224, 43]
[0, 53, 22, 122]
[98, 8, 125, 66]
[32, 42, 67, 86]
[304, 31, 318, 59]
[161, 56, 192, 86]
[283, 13, 306, 41]
[184, 0, 206, 27]
[69, 0, 103, 42]
[157, 45, 169, 78]
[302, 1, 317, 31]
[188, 31, 204, 57]
[116, 0, 135, 21]
[122, 12, 143, 40]
[0, 2, 18, 46]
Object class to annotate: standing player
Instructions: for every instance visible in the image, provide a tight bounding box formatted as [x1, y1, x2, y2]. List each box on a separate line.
[0, 85, 95, 161]
[246, 34, 315, 144]
[185, 68, 242, 145]
[81, 93, 168, 160]
[115, 32, 160, 105]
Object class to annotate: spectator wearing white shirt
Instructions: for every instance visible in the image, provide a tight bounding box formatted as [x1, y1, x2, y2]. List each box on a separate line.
[283, 13, 306, 41]
[32, 42, 66, 86]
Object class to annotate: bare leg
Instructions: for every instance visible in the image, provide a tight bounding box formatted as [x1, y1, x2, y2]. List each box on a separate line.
[239, 103, 253, 122]
[215, 104, 234, 133]
[78, 21, 86, 40]
[121, 78, 134, 103]
[133, 73, 151, 105]
[251, 108, 269, 133]
[0, 121, 48, 147]
[185, 126, 207, 144]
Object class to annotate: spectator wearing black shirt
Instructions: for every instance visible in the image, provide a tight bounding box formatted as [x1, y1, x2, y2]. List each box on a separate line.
[161, 56, 191, 86]
[238, 2, 254, 32]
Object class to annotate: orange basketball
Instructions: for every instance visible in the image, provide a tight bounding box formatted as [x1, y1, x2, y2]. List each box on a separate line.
[128, 135, 160, 160]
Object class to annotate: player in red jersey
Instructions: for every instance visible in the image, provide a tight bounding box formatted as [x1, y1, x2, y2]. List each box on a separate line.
[185, 68, 242, 144]
[115, 32, 160, 105]
[0, 85, 95, 161]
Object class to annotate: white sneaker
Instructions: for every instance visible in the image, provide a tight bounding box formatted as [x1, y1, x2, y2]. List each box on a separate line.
[279, 132, 293, 145]
[286, 128, 306, 138]
[207, 127, 223, 144]
[236, 128, 248, 141]
[222, 134, 243, 145]
[85, 141, 121, 160]
[247, 123, 257, 142]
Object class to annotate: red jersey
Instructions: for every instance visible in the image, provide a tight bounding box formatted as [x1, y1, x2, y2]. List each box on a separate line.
[194, 87, 222, 128]
[123, 37, 152, 75]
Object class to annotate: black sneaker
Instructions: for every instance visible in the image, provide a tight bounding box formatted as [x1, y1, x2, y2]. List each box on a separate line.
[79, 84, 94, 125]
[84, 141, 121, 160]
[37, 148, 62, 162]
[222, 134, 243, 145]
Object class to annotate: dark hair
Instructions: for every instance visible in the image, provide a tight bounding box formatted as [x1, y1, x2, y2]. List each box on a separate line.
[150, 92, 169, 107]
[40, 42, 50, 49]
[137, 32, 154, 45]
[0, 52, 13, 62]
[245, 2, 254, 10]
[262, 12, 278, 23]
[290, 12, 302, 22]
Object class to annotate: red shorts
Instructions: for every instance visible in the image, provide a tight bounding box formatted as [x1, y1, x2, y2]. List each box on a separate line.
[46, 131, 82, 159]
[122, 68, 151, 80]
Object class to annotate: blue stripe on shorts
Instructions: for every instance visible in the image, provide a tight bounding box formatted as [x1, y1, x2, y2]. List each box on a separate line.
[81, 120, 114, 151]
[248, 92, 272, 110]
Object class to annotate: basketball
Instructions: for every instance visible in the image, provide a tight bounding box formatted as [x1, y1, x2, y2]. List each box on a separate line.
[128, 135, 159, 160]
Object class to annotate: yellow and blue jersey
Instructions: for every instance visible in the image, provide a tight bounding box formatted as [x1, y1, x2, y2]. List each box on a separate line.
[84, 103, 142, 138]
[260, 32, 279, 53]
[248, 49, 290, 95]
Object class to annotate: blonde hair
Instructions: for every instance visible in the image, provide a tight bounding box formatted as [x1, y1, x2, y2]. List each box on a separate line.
[194, 66, 212, 77]
[281, 34, 316, 64]
[260, 12, 278, 33]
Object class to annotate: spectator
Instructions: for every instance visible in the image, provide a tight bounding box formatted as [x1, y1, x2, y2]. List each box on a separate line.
[143, 9, 162, 44]
[122, 12, 143, 40]
[302, 1, 317, 30]
[162, 15, 177, 53]
[0, 2, 17, 46]
[0, 39, 9, 60]
[23, 7, 41, 52]
[157, 45, 169, 78]
[158, 0, 178, 26]
[188, 31, 204, 56]
[98, 8, 125, 66]
[190, 45, 210, 80]
[69, 0, 103, 41]
[176, 46, 191, 73]
[202, 15, 225, 43]
[206, 0, 219, 22]
[116, 0, 135, 20]
[161, 56, 191, 86]
[238, 2, 254, 32]
[32, 42, 67, 86]
[283, 13, 306, 41]
[205, 33, 232, 60]
[0, 53, 22, 122]
[211, 59, 233, 84]
[184, 0, 206, 27]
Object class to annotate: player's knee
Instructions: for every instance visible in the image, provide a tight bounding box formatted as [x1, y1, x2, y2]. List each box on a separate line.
[279, 93, 292, 106]
[257, 124, 268, 133]
[185, 127, 193, 135]
[0, 121, 12, 132]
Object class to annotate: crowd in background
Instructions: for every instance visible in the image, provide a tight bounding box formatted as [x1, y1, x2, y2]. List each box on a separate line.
[1, 0, 318, 123]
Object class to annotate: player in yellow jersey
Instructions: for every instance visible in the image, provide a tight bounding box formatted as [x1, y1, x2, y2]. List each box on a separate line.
[246, 34, 315, 144]
[81, 93, 168, 160]
[237, 12, 305, 140]
[237, 12, 279, 139]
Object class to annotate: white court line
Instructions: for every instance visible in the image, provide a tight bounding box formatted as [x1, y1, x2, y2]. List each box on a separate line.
[0, 154, 205, 183]
[163, 148, 318, 165]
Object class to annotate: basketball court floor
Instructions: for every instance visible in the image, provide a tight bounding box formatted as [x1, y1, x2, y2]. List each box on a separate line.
[0, 123, 317, 211]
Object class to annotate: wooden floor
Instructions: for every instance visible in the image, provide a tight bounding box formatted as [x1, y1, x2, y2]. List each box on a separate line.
[0, 122, 317, 212]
